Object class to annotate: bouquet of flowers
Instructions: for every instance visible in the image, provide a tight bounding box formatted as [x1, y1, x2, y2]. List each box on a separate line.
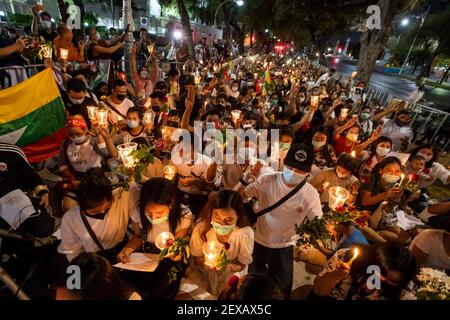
[159, 237, 190, 283]
[416, 268, 450, 300]
[295, 205, 371, 249]
[215, 242, 231, 271]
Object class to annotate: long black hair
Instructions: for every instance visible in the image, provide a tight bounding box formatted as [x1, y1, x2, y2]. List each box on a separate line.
[346, 243, 416, 300]
[139, 178, 183, 241]
[197, 189, 249, 241]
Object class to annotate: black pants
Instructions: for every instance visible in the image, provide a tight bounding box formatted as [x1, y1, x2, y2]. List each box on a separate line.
[249, 242, 293, 300]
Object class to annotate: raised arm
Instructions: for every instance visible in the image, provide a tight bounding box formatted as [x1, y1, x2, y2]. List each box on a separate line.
[131, 44, 138, 79]
[333, 118, 356, 142]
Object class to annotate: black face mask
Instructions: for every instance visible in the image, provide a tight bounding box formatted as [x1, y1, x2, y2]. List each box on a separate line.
[82, 206, 111, 220]
[116, 94, 127, 101]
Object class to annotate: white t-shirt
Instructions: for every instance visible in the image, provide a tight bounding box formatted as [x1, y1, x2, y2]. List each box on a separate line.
[380, 119, 413, 151]
[106, 97, 134, 123]
[420, 162, 450, 188]
[245, 172, 323, 248]
[130, 204, 193, 243]
[174, 152, 213, 195]
[410, 229, 450, 270]
[187, 221, 254, 296]
[58, 137, 108, 173]
[58, 184, 140, 261]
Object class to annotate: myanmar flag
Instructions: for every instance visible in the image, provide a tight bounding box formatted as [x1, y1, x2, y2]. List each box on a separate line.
[0, 68, 67, 163]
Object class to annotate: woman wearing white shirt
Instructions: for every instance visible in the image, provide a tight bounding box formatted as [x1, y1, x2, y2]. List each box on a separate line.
[117, 178, 193, 299]
[410, 229, 450, 271]
[408, 144, 450, 214]
[58, 169, 138, 262]
[187, 190, 254, 297]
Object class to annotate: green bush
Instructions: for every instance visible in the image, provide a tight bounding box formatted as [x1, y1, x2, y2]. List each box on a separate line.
[10, 13, 33, 27]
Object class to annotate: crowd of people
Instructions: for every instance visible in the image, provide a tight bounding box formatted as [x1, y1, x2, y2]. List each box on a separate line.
[0, 5, 449, 301]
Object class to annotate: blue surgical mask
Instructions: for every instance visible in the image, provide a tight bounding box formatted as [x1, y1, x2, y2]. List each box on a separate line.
[279, 142, 291, 151]
[146, 214, 169, 225]
[282, 167, 305, 185]
[211, 221, 235, 236]
[271, 99, 278, 106]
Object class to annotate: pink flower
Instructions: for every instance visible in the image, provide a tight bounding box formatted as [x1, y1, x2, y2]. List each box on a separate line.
[227, 275, 239, 287]
[166, 239, 174, 247]
[336, 206, 345, 213]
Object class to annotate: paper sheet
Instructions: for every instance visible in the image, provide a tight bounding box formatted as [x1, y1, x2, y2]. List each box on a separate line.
[387, 151, 411, 165]
[396, 210, 425, 230]
[114, 253, 160, 272]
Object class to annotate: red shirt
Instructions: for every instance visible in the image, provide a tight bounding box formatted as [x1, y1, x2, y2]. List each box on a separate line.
[334, 135, 354, 156]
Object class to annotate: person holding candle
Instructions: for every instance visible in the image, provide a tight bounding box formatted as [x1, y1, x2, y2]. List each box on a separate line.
[332, 118, 360, 156]
[309, 127, 338, 176]
[54, 24, 85, 62]
[61, 78, 97, 128]
[311, 153, 361, 207]
[234, 143, 323, 299]
[187, 190, 254, 296]
[112, 107, 155, 145]
[57, 116, 118, 212]
[116, 177, 193, 299]
[58, 168, 139, 262]
[406, 144, 450, 214]
[312, 243, 416, 300]
[358, 136, 393, 177]
[105, 79, 134, 125]
[358, 157, 411, 244]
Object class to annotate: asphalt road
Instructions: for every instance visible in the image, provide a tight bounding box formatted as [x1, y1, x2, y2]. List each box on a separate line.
[327, 58, 450, 112]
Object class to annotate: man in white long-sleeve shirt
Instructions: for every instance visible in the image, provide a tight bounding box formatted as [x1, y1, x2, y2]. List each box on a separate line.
[315, 68, 336, 87]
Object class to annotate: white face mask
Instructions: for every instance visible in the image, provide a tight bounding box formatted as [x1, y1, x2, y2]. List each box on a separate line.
[70, 135, 87, 145]
[140, 71, 149, 79]
[127, 120, 140, 129]
[232, 86, 239, 92]
[376, 146, 390, 157]
[418, 152, 433, 162]
[282, 167, 305, 185]
[312, 140, 326, 149]
[382, 173, 399, 184]
[69, 96, 85, 105]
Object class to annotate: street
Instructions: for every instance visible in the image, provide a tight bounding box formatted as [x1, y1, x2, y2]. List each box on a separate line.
[327, 58, 450, 111]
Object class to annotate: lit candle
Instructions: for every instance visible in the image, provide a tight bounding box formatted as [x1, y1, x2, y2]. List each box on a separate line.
[351, 151, 356, 158]
[347, 247, 359, 265]
[340, 108, 349, 118]
[122, 154, 135, 168]
[143, 111, 154, 126]
[87, 106, 98, 120]
[117, 115, 123, 122]
[351, 71, 357, 78]
[399, 173, 405, 186]
[95, 109, 108, 126]
[194, 74, 201, 85]
[311, 95, 319, 107]
[163, 165, 176, 181]
[60, 48, 69, 61]
[202, 241, 223, 268]
[41, 45, 53, 60]
[231, 110, 242, 124]
[328, 186, 350, 211]
[322, 181, 330, 189]
[254, 72, 258, 79]
[155, 232, 175, 250]
[117, 143, 138, 163]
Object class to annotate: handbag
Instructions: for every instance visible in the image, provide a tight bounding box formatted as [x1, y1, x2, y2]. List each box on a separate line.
[245, 178, 307, 225]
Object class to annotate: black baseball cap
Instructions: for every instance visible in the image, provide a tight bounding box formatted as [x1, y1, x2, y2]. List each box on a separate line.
[283, 143, 314, 173]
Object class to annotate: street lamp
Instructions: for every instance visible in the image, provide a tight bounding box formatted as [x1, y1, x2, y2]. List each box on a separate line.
[214, 0, 244, 29]
[401, 18, 409, 26]
[265, 29, 269, 33]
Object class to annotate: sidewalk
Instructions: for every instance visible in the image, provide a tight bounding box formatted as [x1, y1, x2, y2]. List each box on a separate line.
[399, 74, 450, 90]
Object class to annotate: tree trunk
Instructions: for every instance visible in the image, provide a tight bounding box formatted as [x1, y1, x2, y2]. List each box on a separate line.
[57, 0, 69, 23]
[123, 0, 134, 80]
[177, 0, 194, 59]
[356, 0, 421, 84]
[439, 64, 450, 85]
[73, 0, 85, 28]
